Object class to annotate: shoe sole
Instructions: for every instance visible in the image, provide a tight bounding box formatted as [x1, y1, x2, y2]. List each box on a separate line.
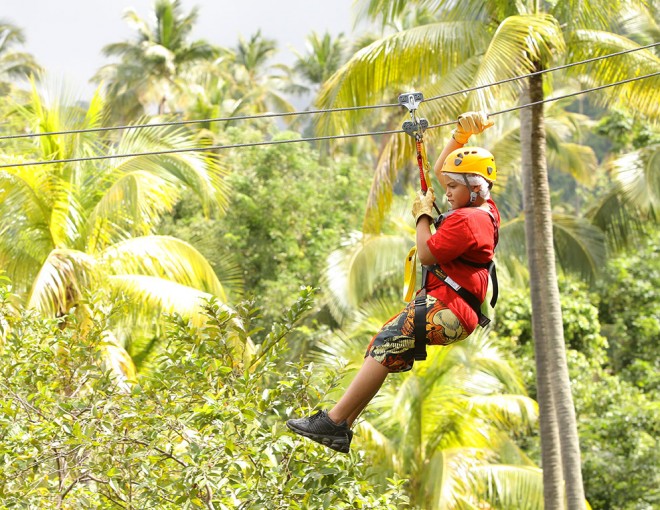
[286, 421, 350, 453]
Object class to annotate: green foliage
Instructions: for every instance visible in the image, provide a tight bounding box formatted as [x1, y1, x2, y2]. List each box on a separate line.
[494, 278, 609, 370]
[596, 229, 660, 389]
[160, 127, 371, 336]
[595, 110, 660, 154]
[493, 272, 659, 509]
[569, 351, 660, 510]
[0, 285, 408, 508]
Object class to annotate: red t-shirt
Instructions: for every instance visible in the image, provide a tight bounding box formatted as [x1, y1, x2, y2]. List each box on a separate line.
[425, 198, 500, 332]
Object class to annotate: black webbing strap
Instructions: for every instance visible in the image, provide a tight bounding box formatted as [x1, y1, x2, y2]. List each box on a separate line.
[413, 267, 429, 360]
[489, 262, 498, 307]
[457, 258, 498, 308]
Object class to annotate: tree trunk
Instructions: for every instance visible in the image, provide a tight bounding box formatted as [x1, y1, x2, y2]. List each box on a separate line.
[521, 69, 587, 510]
[520, 79, 565, 510]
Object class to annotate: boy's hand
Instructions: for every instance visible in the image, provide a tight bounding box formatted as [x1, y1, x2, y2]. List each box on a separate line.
[452, 111, 494, 144]
[412, 187, 436, 224]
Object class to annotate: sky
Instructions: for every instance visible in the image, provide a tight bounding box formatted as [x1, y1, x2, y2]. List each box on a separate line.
[4, 0, 358, 98]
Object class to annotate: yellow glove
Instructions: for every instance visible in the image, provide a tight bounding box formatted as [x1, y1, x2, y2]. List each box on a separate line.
[451, 111, 494, 144]
[412, 187, 435, 224]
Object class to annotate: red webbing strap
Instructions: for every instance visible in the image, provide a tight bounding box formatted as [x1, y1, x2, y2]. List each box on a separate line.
[416, 138, 428, 192]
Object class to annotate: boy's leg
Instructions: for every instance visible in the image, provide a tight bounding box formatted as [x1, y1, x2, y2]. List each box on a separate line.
[286, 356, 389, 453]
[328, 356, 389, 427]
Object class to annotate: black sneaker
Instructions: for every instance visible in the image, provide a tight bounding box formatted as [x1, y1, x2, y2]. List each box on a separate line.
[286, 410, 353, 453]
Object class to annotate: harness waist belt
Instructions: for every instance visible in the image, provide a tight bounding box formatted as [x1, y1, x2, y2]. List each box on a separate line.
[426, 264, 491, 328]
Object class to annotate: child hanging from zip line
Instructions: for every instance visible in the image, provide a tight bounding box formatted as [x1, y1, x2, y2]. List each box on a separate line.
[287, 111, 500, 453]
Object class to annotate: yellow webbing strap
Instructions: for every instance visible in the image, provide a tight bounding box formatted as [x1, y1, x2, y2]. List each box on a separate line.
[403, 246, 417, 301]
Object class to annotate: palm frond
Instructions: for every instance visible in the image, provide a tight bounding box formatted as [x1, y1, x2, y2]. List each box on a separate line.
[497, 215, 528, 262]
[101, 330, 138, 388]
[547, 142, 599, 186]
[468, 394, 538, 432]
[110, 123, 229, 215]
[353, 419, 398, 473]
[552, 213, 607, 282]
[469, 464, 545, 510]
[586, 144, 659, 251]
[324, 231, 412, 323]
[587, 186, 652, 252]
[567, 30, 660, 120]
[423, 448, 489, 509]
[85, 170, 181, 250]
[49, 178, 86, 248]
[611, 143, 660, 211]
[475, 14, 565, 108]
[362, 132, 410, 233]
[498, 213, 606, 283]
[100, 235, 229, 301]
[106, 274, 251, 365]
[106, 274, 215, 325]
[27, 249, 98, 315]
[315, 21, 492, 134]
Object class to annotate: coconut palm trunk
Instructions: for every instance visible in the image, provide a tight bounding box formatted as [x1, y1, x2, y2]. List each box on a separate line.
[520, 77, 565, 509]
[521, 69, 586, 509]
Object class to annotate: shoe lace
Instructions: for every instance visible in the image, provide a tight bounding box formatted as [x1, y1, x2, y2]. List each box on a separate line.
[309, 410, 326, 422]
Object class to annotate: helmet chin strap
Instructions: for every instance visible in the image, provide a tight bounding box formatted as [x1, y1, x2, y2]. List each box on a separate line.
[461, 174, 478, 205]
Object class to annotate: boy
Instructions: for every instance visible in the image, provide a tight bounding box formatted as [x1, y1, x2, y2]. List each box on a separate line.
[287, 111, 499, 453]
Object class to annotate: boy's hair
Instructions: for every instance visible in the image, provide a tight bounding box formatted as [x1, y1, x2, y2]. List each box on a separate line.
[442, 172, 491, 199]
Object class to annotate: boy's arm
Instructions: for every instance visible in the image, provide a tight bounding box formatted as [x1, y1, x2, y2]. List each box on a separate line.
[433, 111, 494, 183]
[433, 136, 463, 183]
[415, 216, 437, 266]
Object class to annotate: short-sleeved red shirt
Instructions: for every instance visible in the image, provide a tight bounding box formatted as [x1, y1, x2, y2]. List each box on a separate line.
[425, 198, 500, 332]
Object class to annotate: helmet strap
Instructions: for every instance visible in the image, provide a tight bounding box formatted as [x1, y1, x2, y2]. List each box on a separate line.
[462, 174, 478, 205]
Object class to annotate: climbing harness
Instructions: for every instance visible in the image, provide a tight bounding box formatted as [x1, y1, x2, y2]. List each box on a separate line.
[399, 92, 499, 361]
[426, 209, 500, 328]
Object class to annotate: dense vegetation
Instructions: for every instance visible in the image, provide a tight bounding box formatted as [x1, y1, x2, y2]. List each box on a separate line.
[1, 1, 658, 508]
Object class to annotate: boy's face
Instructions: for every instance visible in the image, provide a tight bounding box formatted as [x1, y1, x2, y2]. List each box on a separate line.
[444, 178, 472, 209]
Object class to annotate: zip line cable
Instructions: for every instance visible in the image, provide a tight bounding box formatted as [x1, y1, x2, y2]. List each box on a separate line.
[428, 71, 660, 128]
[0, 41, 657, 143]
[0, 101, 400, 142]
[0, 72, 657, 170]
[423, 41, 660, 104]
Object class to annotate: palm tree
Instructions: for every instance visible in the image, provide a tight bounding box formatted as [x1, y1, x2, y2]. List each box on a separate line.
[93, 0, 217, 120]
[284, 31, 348, 97]
[0, 21, 41, 95]
[180, 31, 296, 141]
[0, 81, 243, 372]
[231, 30, 295, 115]
[313, 1, 659, 507]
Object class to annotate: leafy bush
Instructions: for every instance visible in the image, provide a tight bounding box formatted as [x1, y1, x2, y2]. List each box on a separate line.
[569, 351, 659, 510]
[492, 276, 659, 509]
[494, 278, 609, 375]
[0, 284, 407, 509]
[596, 230, 660, 391]
[159, 127, 371, 340]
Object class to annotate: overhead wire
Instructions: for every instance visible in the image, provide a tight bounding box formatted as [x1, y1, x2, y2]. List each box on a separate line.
[1, 70, 657, 170]
[428, 71, 660, 128]
[0, 101, 401, 142]
[0, 41, 657, 143]
[423, 41, 660, 104]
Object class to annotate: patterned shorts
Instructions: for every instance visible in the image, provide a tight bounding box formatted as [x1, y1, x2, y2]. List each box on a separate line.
[365, 295, 469, 372]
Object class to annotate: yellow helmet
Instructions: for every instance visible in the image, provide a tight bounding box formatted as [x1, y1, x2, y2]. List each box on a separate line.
[441, 147, 497, 185]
